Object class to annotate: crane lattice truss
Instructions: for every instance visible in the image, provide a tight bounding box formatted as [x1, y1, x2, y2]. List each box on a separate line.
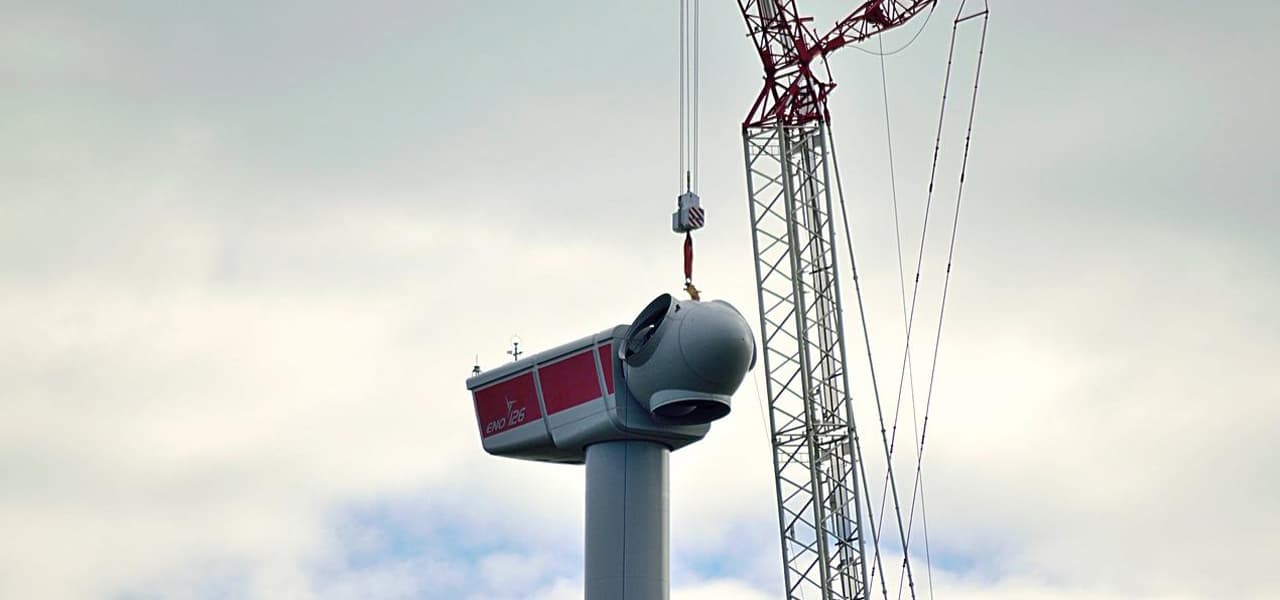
[738, 1, 936, 599]
[745, 121, 869, 599]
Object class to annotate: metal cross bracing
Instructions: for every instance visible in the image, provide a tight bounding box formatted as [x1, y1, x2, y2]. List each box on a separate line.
[744, 121, 870, 600]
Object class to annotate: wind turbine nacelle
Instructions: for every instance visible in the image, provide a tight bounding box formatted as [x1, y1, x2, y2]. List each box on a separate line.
[465, 294, 756, 464]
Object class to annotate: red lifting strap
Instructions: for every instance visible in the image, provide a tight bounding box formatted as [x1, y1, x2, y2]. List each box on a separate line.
[683, 232, 694, 282]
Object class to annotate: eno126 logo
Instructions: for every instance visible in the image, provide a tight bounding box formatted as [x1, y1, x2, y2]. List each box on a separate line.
[486, 398, 528, 435]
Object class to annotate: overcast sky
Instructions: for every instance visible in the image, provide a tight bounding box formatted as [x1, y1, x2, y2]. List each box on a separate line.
[3, 1, 1278, 599]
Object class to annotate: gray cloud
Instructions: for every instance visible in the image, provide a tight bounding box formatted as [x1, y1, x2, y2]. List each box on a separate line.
[1, 1, 1277, 599]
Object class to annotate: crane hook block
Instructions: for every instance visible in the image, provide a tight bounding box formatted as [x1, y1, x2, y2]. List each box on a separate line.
[671, 192, 705, 233]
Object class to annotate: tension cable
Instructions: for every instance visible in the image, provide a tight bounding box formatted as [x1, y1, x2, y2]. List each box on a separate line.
[898, 6, 988, 600]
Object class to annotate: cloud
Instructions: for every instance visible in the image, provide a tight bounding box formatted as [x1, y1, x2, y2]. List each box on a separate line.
[2, 1, 1279, 600]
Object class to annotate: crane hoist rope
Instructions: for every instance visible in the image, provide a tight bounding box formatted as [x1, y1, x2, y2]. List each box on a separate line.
[674, 0, 703, 301]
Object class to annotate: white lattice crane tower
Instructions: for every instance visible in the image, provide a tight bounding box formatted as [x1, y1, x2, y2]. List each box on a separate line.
[736, 2, 938, 599]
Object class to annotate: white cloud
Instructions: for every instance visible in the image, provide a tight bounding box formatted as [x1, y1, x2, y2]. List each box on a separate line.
[673, 579, 773, 600]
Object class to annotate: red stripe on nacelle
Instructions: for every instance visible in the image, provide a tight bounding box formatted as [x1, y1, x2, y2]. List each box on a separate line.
[473, 373, 542, 439]
[540, 351, 602, 414]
